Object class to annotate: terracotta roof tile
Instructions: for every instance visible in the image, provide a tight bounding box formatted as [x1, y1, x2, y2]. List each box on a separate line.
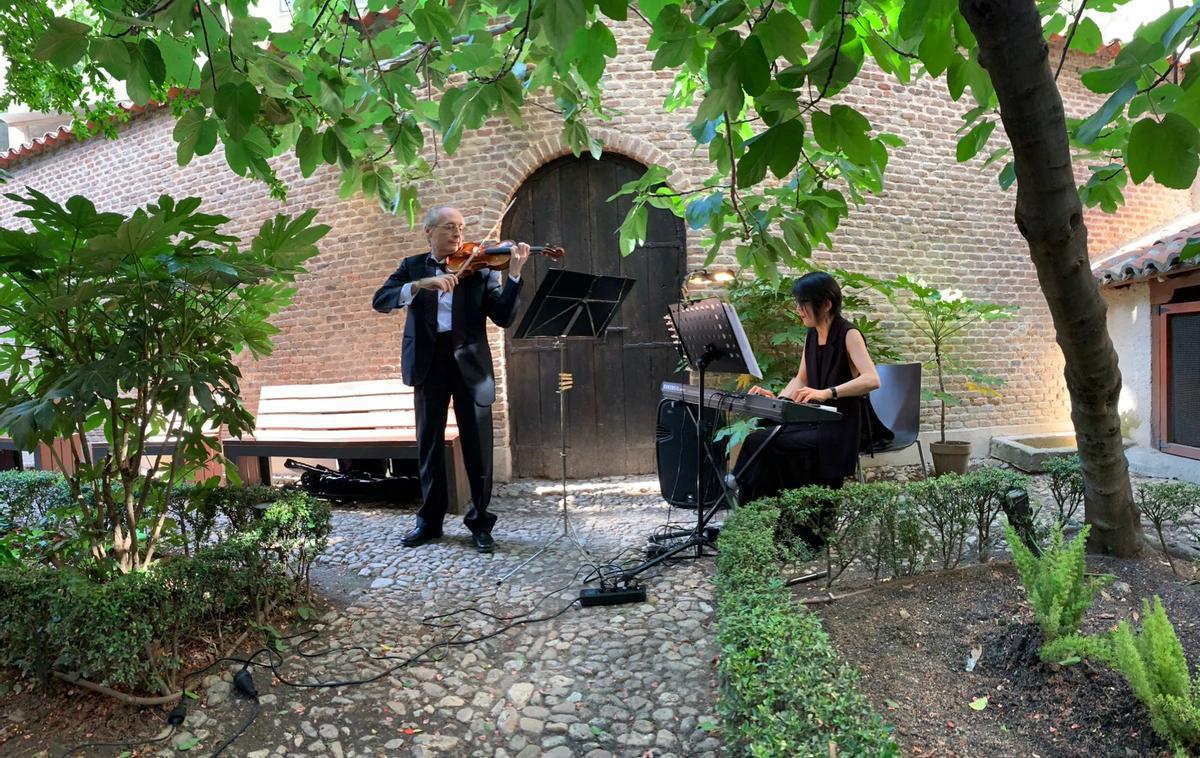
[1092, 212, 1200, 287]
[0, 97, 174, 170]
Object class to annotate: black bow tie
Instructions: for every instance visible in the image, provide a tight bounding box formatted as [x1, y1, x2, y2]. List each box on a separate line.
[432, 258, 448, 272]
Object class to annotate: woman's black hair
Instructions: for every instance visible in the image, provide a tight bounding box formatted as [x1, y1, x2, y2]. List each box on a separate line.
[792, 271, 842, 319]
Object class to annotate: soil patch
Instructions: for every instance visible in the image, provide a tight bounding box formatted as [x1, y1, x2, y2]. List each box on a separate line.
[813, 555, 1200, 757]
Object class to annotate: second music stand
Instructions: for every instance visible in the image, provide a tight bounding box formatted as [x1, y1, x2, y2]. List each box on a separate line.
[497, 269, 635, 584]
[615, 297, 760, 586]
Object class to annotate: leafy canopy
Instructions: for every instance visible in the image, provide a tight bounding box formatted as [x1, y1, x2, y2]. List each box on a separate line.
[9, 0, 1198, 270]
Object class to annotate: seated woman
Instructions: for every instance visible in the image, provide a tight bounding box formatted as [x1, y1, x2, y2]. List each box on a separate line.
[733, 271, 891, 516]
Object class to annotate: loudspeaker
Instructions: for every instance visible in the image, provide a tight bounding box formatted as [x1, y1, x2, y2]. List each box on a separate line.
[656, 398, 727, 509]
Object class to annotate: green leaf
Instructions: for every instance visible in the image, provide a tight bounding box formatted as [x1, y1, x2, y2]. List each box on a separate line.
[214, 82, 260, 140]
[90, 38, 132, 79]
[1068, 17, 1103, 53]
[1079, 62, 1139, 94]
[317, 76, 344, 118]
[736, 35, 770, 96]
[33, 17, 91, 68]
[918, 17, 955, 78]
[177, 735, 200, 750]
[809, 0, 840, 31]
[571, 23, 617, 86]
[296, 126, 320, 178]
[969, 696, 988, 711]
[598, 0, 628, 21]
[998, 161, 1016, 190]
[812, 105, 872, 165]
[1079, 164, 1127, 213]
[158, 33, 199, 85]
[174, 108, 206, 165]
[752, 10, 808, 65]
[1127, 114, 1200, 189]
[1076, 80, 1137, 145]
[139, 39, 166, 86]
[738, 119, 805, 187]
[956, 120, 996, 162]
[541, 0, 587, 53]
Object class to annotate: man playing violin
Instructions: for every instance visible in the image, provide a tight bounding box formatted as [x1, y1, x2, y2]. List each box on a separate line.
[372, 206, 530, 553]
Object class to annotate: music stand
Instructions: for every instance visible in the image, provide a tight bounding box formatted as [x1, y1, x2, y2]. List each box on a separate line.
[497, 269, 635, 584]
[616, 298, 760, 585]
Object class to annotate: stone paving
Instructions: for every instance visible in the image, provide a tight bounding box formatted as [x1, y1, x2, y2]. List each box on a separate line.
[166, 476, 724, 757]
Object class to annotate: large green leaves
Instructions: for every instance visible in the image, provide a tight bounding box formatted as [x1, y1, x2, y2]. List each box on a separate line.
[1127, 114, 1200, 189]
[33, 17, 90, 68]
[738, 119, 806, 187]
[812, 105, 873, 165]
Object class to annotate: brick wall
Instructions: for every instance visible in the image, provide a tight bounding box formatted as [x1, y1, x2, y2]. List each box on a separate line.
[0, 25, 1184, 475]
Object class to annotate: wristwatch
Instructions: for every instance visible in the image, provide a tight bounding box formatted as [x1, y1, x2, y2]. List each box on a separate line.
[829, 386, 838, 401]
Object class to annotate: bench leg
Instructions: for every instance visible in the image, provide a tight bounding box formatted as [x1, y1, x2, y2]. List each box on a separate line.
[236, 456, 271, 486]
[444, 440, 470, 516]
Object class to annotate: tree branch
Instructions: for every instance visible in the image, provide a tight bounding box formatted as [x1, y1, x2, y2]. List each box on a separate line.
[1055, 0, 1089, 82]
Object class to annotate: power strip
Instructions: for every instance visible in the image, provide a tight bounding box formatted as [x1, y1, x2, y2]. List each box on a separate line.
[579, 586, 647, 607]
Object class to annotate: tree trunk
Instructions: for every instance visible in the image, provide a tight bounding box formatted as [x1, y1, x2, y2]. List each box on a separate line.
[960, 0, 1141, 556]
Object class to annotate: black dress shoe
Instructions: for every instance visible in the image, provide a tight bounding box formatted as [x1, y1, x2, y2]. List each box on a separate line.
[471, 531, 495, 553]
[401, 526, 442, 547]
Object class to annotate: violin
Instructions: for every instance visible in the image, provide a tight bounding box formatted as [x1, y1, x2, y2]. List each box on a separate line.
[446, 241, 565, 276]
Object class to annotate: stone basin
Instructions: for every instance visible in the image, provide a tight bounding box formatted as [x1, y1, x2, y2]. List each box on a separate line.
[989, 432, 1133, 473]
[989, 433, 1078, 473]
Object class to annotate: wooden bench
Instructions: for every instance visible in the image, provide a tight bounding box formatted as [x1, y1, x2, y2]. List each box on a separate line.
[89, 433, 225, 482]
[222, 379, 470, 514]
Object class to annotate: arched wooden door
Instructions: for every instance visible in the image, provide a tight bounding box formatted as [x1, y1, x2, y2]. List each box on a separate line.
[503, 153, 686, 478]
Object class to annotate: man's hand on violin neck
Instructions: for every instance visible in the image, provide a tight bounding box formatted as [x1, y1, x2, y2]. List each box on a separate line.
[509, 242, 530, 276]
[418, 273, 459, 293]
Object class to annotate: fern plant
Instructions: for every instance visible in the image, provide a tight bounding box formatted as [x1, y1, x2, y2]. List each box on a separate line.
[1007, 522, 1111, 656]
[1109, 597, 1200, 755]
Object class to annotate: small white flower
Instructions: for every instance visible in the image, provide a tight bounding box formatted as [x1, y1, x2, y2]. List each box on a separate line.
[942, 289, 964, 302]
[202, 591, 211, 600]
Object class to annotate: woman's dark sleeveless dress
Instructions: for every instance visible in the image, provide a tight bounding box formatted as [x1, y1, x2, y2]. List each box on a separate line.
[733, 316, 891, 504]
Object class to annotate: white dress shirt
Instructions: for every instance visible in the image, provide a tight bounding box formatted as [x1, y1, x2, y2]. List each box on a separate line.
[397, 255, 520, 333]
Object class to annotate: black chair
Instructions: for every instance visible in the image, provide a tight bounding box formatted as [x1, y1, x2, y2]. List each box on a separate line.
[857, 363, 928, 481]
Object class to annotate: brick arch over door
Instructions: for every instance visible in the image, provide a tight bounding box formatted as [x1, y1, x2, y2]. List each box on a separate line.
[502, 153, 686, 477]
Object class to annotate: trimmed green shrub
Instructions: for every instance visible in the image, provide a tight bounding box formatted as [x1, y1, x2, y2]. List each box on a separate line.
[773, 485, 838, 561]
[168, 482, 284, 557]
[0, 470, 73, 528]
[1008, 522, 1111, 657]
[0, 537, 292, 693]
[0, 470, 86, 568]
[0, 485, 331, 694]
[715, 496, 898, 756]
[860, 482, 930, 580]
[1107, 596, 1200, 753]
[829, 482, 894, 587]
[1135, 480, 1200, 577]
[965, 467, 1030, 563]
[251, 491, 331, 593]
[908, 474, 974, 569]
[1043, 455, 1084, 526]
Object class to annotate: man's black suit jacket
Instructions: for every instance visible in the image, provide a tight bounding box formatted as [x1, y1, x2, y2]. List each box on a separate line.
[372, 252, 523, 406]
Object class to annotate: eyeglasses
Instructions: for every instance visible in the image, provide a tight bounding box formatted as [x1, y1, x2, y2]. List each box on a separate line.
[434, 223, 465, 233]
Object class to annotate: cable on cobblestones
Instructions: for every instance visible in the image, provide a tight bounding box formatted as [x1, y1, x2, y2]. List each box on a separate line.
[60, 724, 176, 756]
[188, 554, 643, 755]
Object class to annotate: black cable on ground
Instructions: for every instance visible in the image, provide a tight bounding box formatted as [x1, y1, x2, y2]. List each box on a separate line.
[60, 724, 177, 757]
[183, 559, 605, 755]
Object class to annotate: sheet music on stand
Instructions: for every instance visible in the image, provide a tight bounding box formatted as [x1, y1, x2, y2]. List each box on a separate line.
[667, 298, 762, 378]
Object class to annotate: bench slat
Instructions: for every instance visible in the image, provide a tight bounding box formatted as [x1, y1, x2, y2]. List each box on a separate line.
[257, 410, 419, 431]
[260, 395, 422, 415]
[248, 428, 459, 443]
[260, 379, 412, 400]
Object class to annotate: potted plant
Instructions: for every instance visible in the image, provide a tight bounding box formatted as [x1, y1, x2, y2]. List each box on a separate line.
[891, 276, 1015, 475]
